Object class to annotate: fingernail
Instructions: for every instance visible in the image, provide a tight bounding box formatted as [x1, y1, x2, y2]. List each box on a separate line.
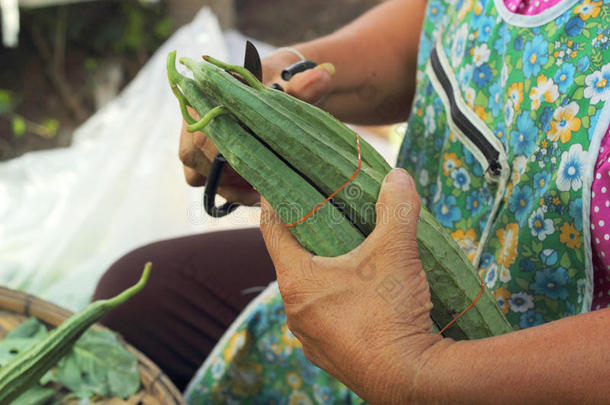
[314, 62, 336, 76]
[383, 168, 413, 186]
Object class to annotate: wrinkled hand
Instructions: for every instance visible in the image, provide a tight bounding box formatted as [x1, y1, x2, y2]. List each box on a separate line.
[179, 109, 261, 205]
[179, 53, 334, 205]
[260, 168, 443, 404]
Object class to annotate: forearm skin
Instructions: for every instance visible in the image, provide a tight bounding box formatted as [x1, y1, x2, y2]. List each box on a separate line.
[410, 308, 610, 404]
[263, 0, 427, 125]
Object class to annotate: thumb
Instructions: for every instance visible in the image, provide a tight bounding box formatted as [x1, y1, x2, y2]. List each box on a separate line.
[368, 168, 420, 249]
[283, 63, 334, 104]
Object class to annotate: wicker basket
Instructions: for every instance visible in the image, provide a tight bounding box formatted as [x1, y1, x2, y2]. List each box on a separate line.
[0, 286, 187, 405]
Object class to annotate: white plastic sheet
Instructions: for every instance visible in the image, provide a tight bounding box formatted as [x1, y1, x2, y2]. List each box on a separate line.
[0, 9, 263, 310]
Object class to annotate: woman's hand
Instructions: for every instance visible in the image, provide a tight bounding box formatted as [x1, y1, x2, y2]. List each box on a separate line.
[260, 168, 444, 403]
[178, 53, 334, 205]
[263, 169, 610, 404]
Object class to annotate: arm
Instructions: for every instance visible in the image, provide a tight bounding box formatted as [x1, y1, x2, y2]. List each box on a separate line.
[261, 169, 610, 404]
[264, 0, 427, 125]
[414, 310, 610, 404]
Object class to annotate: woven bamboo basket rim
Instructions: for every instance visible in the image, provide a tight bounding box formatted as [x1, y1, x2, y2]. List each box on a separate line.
[0, 286, 187, 405]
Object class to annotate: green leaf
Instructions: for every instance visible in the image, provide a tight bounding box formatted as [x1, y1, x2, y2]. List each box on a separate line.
[544, 56, 555, 69]
[519, 28, 534, 39]
[583, 30, 591, 39]
[474, 91, 488, 106]
[454, 218, 467, 230]
[568, 266, 579, 278]
[592, 49, 603, 66]
[38, 370, 56, 386]
[153, 17, 173, 39]
[0, 89, 12, 114]
[560, 252, 572, 269]
[411, 119, 425, 137]
[516, 277, 530, 290]
[41, 119, 59, 138]
[572, 87, 584, 100]
[516, 57, 523, 70]
[0, 318, 56, 388]
[56, 329, 140, 399]
[0, 338, 40, 367]
[11, 116, 26, 137]
[84, 58, 98, 72]
[560, 191, 570, 205]
[532, 241, 543, 254]
[588, 105, 597, 116]
[582, 116, 590, 129]
[122, 4, 145, 51]
[0, 318, 48, 367]
[545, 297, 559, 312]
[575, 75, 586, 86]
[5, 318, 47, 340]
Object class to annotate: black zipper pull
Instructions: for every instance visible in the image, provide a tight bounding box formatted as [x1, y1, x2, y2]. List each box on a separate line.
[486, 161, 503, 181]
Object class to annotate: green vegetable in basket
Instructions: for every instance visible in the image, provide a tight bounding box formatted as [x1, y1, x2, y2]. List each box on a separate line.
[0, 263, 151, 404]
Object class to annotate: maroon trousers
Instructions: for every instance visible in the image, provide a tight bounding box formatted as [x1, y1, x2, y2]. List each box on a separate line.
[92, 228, 275, 390]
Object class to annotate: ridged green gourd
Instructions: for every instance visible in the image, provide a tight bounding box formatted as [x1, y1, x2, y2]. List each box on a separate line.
[167, 52, 513, 339]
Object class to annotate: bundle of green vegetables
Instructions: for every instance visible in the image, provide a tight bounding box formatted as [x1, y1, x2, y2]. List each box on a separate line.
[166, 52, 513, 340]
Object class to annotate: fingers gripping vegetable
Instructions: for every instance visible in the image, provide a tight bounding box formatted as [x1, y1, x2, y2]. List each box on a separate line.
[167, 52, 513, 339]
[168, 54, 364, 256]
[0, 263, 151, 404]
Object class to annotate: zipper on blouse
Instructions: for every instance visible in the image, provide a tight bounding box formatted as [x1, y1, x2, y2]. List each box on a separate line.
[426, 43, 511, 266]
[429, 46, 504, 181]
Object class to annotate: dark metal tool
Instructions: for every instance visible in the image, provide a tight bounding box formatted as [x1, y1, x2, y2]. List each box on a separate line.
[203, 40, 316, 218]
[203, 154, 240, 218]
[244, 40, 263, 82]
[281, 60, 317, 81]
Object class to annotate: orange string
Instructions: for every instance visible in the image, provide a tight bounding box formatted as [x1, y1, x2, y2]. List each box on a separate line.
[437, 277, 486, 336]
[286, 133, 361, 228]
[285, 131, 482, 334]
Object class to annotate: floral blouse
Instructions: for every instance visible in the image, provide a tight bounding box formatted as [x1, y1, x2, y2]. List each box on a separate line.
[504, 0, 610, 309]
